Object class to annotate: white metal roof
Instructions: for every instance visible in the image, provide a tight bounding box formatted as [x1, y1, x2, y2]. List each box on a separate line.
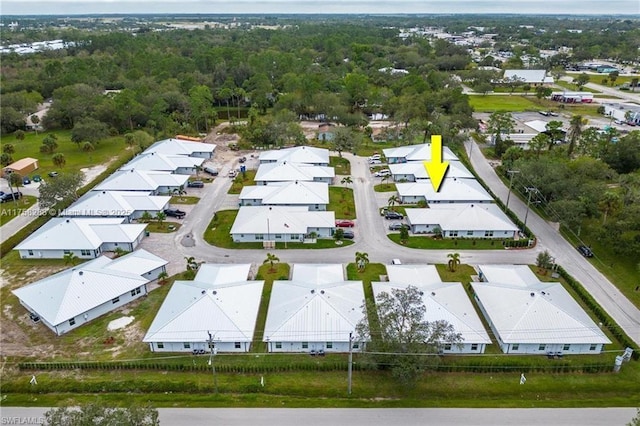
[406, 204, 518, 232]
[239, 181, 329, 205]
[61, 191, 170, 218]
[292, 264, 344, 284]
[93, 170, 188, 192]
[389, 161, 473, 180]
[145, 138, 216, 156]
[15, 218, 146, 251]
[259, 146, 329, 165]
[503, 69, 548, 84]
[12, 251, 163, 326]
[120, 153, 204, 172]
[396, 179, 493, 203]
[373, 281, 491, 344]
[477, 264, 541, 287]
[230, 206, 335, 235]
[194, 264, 251, 285]
[143, 277, 264, 343]
[383, 143, 458, 162]
[472, 280, 610, 344]
[386, 265, 442, 285]
[264, 268, 365, 342]
[254, 162, 335, 183]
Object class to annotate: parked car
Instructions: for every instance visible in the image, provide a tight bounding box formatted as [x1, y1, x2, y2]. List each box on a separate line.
[548, 111, 559, 117]
[538, 111, 550, 116]
[342, 230, 355, 239]
[187, 180, 204, 188]
[229, 169, 238, 178]
[239, 156, 246, 163]
[32, 175, 42, 182]
[48, 171, 58, 177]
[391, 258, 402, 265]
[388, 223, 405, 231]
[164, 208, 186, 219]
[22, 176, 31, 185]
[385, 211, 404, 220]
[577, 245, 594, 258]
[369, 154, 381, 161]
[1, 191, 23, 203]
[369, 159, 382, 165]
[203, 166, 218, 176]
[335, 219, 355, 228]
[374, 169, 391, 177]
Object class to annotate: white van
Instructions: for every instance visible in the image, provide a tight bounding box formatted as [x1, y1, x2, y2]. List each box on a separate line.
[203, 166, 218, 176]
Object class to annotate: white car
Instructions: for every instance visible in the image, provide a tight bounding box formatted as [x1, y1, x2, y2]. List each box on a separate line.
[374, 169, 391, 177]
[369, 159, 382, 165]
[229, 169, 238, 178]
[369, 154, 381, 160]
[391, 258, 402, 265]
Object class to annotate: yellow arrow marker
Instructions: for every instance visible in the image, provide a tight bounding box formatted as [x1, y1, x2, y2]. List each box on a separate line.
[423, 135, 449, 192]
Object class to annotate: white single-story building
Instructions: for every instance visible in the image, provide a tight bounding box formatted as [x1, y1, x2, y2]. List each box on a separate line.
[264, 264, 365, 353]
[259, 146, 330, 166]
[254, 162, 335, 185]
[373, 265, 491, 354]
[15, 218, 147, 259]
[503, 69, 553, 85]
[60, 191, 171, 223]
[143, 264, 264, 353]
[239, 181, 329, 210]
[12, 249, 167, 335]
[472, 265, 611, 355]
[120, 152, 205, 175]
[144, 138, 216, 159]
[602, 102, 640, 125]
[551, 91, 594, 104]
[389, 161, 473, 182]
[93, 170, 188, 195]
[405, 203, 518, 238]
[230, 206, 335, 243]
[396, 179, 493, 204]
[383, 143, 458, 164]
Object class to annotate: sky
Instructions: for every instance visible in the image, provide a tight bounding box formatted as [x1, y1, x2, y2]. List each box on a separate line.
[1, 0, 639, 16]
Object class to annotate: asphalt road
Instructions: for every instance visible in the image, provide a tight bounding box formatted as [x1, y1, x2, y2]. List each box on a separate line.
[0, 407, 636, 426]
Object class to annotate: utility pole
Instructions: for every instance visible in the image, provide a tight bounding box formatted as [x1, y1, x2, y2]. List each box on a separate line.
[505, 170, 520, 208]
[208, 331, 218, 394]
[523, 187, 538, 231]
[347, 332, 353, 395]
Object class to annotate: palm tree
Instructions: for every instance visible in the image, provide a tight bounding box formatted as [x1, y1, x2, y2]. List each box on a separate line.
[341, 176, 353, 187]
[140, 211, 153, 223]
[184, 256, 198, 271]
[63, 252, 79, 266]
[263, 253, 280, 272]
[598, 191, 621, 225]
[157, 271, 169, 285]
[567, 115, 585, 157]
[447, 253, 461, 272]
[52, 153, 66, 167]
[156, 211, 166, 226]
[388, 195, 400, 211]
[355, 251, 369, 272]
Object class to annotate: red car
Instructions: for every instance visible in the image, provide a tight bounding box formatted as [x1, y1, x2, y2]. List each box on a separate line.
[335, 219, 355, 228]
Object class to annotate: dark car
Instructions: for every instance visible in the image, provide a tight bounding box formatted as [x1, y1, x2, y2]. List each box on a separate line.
[164, 208, 186, 219]
[32, 175, 42, 182]
[1, 191, 23, 203]
[22, 176, 31, 185]
[239, 156, 246, 163]
[385, 211, 404, 220]
[335, 219, 355, 228]
[342, 230, 355, 239]
[577, 245, 594, 258]
[187, 180, 204, 188]
[388, 223, 406, 231]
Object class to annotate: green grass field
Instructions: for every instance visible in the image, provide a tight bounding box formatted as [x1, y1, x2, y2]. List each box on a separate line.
[227, 170, 257, 194]
[328, 186, 356, 219]
[330, 155, 351, 175]
[468, 95, 541, 112]
[0, 195, 38, 226]
[555, 81, 601, 93]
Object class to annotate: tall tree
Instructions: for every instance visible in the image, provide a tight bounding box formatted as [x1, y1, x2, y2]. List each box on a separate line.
[355, 251, 369, 272]
[567, 115, 586, 157]
[38, 171, 84, 209]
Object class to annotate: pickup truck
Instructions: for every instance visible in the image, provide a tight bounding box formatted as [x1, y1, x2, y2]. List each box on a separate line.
[164, 208, 186, 219]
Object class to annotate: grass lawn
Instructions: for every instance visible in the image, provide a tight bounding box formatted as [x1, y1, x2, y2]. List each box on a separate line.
[0, 195, 38, 226]
[145, 222, 181, 233]
[468, 95, 540, 112]
[388, 233, 515, 250]
[251, 263, 290, 353]
[555, 81, 601, 93]
[203, 210, 353, 249]
[227, 170, 257, 194]
[373, 183, 396, 192]
[0, 130, 130, 178]
[330, 156, 351, 175]
[328, 186, 356, 219]
[169, 196, 200, 205]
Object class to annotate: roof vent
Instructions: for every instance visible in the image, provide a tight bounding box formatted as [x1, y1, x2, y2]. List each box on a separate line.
[530, 292, 535, 297]
[320, 290, 325, 294]
[212, 290, 217, 295]
[541, 291, 546, 295]
[431, 292, 436, 296]
[66, 219, 70, 223]
[201, 290, 206, 294]
[102, 191, 106, 194]
[471, 204, 474, 208]
[419, 291, 424, 296]
[311, 289, 315, 294]
[79, 271, 83, 276]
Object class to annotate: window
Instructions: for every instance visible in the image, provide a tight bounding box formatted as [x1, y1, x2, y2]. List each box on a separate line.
[590, 344, 597, 351]
[484, 231, 494, 237]
[63, 250, 71, 255]
[80, 249, 91, 256]
[235, 342, 241, 349]
[157, 343, 164, 349]
[563, 344, 570, 351]
[512, 344, 519, 351]
[450, 231, 458, 237]
[131, 289, 136, 297]
[184, 342, 191, 349]
[69, 318, 76, 326]
[302, 342, 308, 349]
[444, 344, 452, 350]
[28, 250, 33, 256]
[291, 234, 299, 239]
[471, 344, 478, 351]
[112, 297, 120, 304]
[538, 344, 546, 351]
[255, 234, 264, 240]
[352, 343, 359, 349]
[326, 342, 333, 349]
[275, 234, 282, 239]
[275, 342, 282, 349]
[467, 231, 474, 236]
